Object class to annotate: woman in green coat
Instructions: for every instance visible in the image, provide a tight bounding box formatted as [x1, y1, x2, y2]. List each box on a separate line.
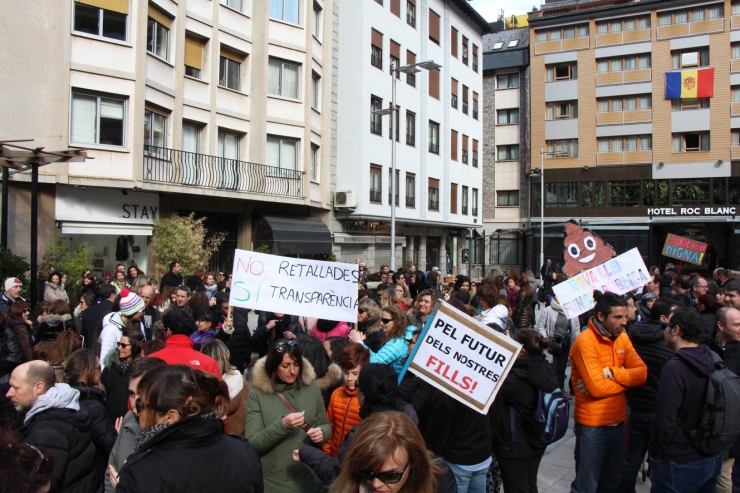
[246, 339, 332, 493]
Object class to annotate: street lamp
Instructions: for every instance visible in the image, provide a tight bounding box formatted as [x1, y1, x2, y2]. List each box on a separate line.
[531, 148, 569, 278]
[373, 59, 441, 270]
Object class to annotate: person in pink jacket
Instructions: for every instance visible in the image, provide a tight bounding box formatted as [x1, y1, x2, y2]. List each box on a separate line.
[312, 319, 351, 343]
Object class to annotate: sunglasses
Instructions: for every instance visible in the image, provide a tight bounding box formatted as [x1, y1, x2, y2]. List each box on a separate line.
[275, 340, 299, 353]
[359, 462, 410, 485]
[116, 342, 131, 348]
[358, 309, 367, 314]
[380, 318, 393, 324]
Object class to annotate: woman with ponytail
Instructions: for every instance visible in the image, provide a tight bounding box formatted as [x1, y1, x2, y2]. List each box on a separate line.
[116, 365, 263, 493]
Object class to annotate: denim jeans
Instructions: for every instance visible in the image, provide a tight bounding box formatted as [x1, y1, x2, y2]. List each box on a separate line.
[650, 455, 722, 493]
[446, 461, 488, 493]
[618, 411, 654, 493]
[571, 422, 626, 493]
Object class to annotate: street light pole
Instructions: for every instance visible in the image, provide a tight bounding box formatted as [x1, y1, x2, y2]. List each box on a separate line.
[540, 148, 545, 278]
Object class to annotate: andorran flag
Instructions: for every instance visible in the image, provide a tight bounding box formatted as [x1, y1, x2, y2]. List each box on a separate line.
[665, 68, 714, 99]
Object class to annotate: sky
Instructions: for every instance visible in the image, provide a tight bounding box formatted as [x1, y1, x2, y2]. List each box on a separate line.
[469, 0, 535, 22]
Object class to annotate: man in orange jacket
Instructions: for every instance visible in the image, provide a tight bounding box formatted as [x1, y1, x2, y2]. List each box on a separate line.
[570, 292, 647, 493]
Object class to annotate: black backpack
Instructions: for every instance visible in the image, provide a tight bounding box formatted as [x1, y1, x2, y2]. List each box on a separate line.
[681, 352, 740, 456]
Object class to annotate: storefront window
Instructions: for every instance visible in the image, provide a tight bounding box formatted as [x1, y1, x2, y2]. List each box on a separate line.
[672, 179, 710, 205]
[608, 181, 640, 207]
[545, 182, 578, 208]
[489, 233, 523, 265]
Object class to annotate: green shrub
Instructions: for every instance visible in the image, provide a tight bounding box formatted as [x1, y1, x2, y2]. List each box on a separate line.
[40, 240, 93, 302]
[0, 247, 30, 298]
[151, 213, 226, 275]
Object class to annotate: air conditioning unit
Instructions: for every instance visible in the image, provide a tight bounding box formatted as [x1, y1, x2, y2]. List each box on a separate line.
[334, 190, 357, 210]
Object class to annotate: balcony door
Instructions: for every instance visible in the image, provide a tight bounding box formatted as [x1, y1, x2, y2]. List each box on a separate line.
[217, 130, 240, 190]
[181, 122, 200, 186]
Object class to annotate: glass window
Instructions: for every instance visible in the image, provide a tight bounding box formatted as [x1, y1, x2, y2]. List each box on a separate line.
[733, 45, 740, 59]
[536, 31, 547, 42]
[734, 3, 740, 15]
[497, 145, 519, 161]
[219, 56, 241, 91]
[497, 190, 520, 206]
[610, 20, 622, 32]
[268, 59, 300, 99]
[313, 5, 321, 38]
[221, 0, 243, 11]
[577, 25, 588, 36]
[370, 167, 382, 201]
[612, 138, 623, 152]
[637, 16, 650, 28]
[639, 95, 651, 108]
[597, 60, 608, 73]
[658, 13, 672, 26]
[624, 18, 635, 30]
[270, 0, 300, 24]
[625, 97, 636, 110]
[429, 121, 439, 153]
[597, 22, 608, 34]
[497, 73, 519, 88]
[550, 29, 561, 40]
[613, 99, 623, 111]
[691, 8, 705, 21]
[144, 109, 166, 151]
[182, 122, 200, 153]
[708, 5, 723, 18]
[675, 11, 688, 23]
[74, 3, 127, 41]
[310, 145, 319, 181]
[147, 18, 169, 60]
[563, 27, 574, 39]
[611, 58, 622, 71]
[598, 99, 609, 112]
[406, 175, 415, 203]
[625, 57, 635, 70]
[406, 111, 415, 144]
[71, 92, 125, 147]
[311, 73, 320, 109]
[598, 138, 610, 152]
[625, 136, 637, 150]
[733, 87, 740, 102]
[218, 131, 239, 160]
[640, 135, 652, 150]
[266, 137, 298, 170]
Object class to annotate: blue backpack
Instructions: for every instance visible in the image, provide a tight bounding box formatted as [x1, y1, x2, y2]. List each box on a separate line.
[510, 388, 570, 446]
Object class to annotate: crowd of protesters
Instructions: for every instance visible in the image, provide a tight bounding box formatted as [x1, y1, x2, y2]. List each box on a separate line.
[1, 257, 740, 493]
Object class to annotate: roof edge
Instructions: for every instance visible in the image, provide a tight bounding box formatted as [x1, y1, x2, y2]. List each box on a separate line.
[450, 0, 494, 33]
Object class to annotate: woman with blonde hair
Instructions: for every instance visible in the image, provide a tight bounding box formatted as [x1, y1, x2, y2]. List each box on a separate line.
[381, 287, 408, 311]
[328, 411, 454, 493]
[349, 304, 411, 374]
[355, 299, 384, 352]
[394, 283, 413, 308]
[129, 275, 149, 295]
[201, 339, 250, 437]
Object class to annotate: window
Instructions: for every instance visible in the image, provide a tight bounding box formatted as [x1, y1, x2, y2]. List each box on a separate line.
[673, 132, 710, 152]
[429, 9, 440, 44]
[536, 24, 589, 41]
[497, 145, 519, 161]
[546, 101, 578, 120]
[451, 27, 458, 58]
[451, 130, 458, 161]
[371, 97, 383, 135]
[147, 8, 170, 60]
[312, 4, 321, 38]
[734, 130, 740, 146]
[266, 136, 298, 170]
[462, 85, 469, 114]
[508, 40, 519, 47]
[597, 16, 650, 32]
[497, 190, 520, 206]
[311, 73, 320, 109]
[406, 50, 416, 86]
[144, 109, 166, 151]
[462, 186, 469, 214]
[547, 62, 578, 81]
[71, 91, 125, 147]
[546, 139, 578, 158]
[217, 130, 240, 189]
[221, 0, 243, 11]
[462, 135, 469, 164]
[370, 166, 382, 203]
[597, 54, 650, 72]
[407, 2, 416, 27]
[450, 183, 458, 214]
[473, 93, 478, 119]
[73, 1, 127, 41]
[659, 5, 723, 25]
[184, 35, 203, 79]
[472, 188, 478, 216]
[429, 68, 440, 100]
[472, 140, 479, 167]
[268, 58, 299, 99]
[598, 135, 652, 151]
[388, 169, 400, 205]
[462, 36, 469, 64]
[451, 78, 458, 109]
[733, 86, 740, 102]
[388, 105, 400, 142]
[473, 45, 479, 72]
[219, 49, 242, 91]
[429, 121, 440, 153]
[545, 182, 578, 207]
[497, 73, 519, 88]
[270, 0, 299, 24]
[406, 173, 415, 207]
[734, 3, 740, 15]
[497, 109, 519, 125]
[598, 95, 651, 112]
[406, 111, 415, 146]
[428, 178, 440, 210]
[672, 98, 710, 110]
[310, 145, 319, 181]
[371, 29, 383, 69]
[390, 54, 400, 74]
[219, 131, 239, 160]
[492, 42, 503, 49]
[182, 122, 200, 154]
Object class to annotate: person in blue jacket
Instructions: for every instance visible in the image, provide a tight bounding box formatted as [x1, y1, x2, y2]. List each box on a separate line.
[349, 304, 410, 374]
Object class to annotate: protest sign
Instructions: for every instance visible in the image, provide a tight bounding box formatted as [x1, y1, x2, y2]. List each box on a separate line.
[227, 249, 359, 322]
[398, 301, 521, 414]
[662, 234, 708, 265]
[552, 248, 650, 319]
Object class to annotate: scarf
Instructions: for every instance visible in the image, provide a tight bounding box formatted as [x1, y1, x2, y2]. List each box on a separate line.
[119, 360, 133, 374]
[551, 299, 564, 314]
[591, 316, 615, 341]
[133, 411, 219, 452]
[190, 329, 218, 346]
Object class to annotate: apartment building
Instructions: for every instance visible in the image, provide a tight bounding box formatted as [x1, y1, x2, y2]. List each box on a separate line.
[1, 0, 337, 274]
[529, 0, 740, 271]
[482, 27, 532, 274]
[334, 0, 490, 274]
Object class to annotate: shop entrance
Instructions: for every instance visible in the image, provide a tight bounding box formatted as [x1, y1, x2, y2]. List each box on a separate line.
[184, 211, 239, 273]
[649, 223, 733, 274]
[426, 237, 440, 272]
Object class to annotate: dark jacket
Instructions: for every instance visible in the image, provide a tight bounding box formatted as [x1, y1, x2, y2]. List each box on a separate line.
[117, 416, 263, 493]
[21, 407, 98, 493]
[397, 371, 438, 435]
[216, 309, 252, 370]
[252, 313, 303, 357]
[514, 290, 534, 329]
[491, 354, 559, 459]
[702, 337, 740, 457]
[100, 351, 138, 420]
[626, 320, 674, 413]
[0, 323, 23, 376]
[0, 292, 22, 314]
[159, 271, 183, 289]
[69, 383, 117, 486]
[649, 345, 716, 463]
[425, 390, 492, 466]
[81, 299, 113, 349]
[34, 313, 76, 342]
[7, 318, 33, 362]
[357, 318, 384, 353]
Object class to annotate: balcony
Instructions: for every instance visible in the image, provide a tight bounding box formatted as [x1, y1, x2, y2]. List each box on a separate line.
[451, 94, 458, 108]
[596, 68, 651, 86]
[733, 14, 740, 30]
[534, 35, 589, 55]
[142, 147, 304, 198]
[406, 195, 415, 207]
[406, 134, 415, 146]
[370, 121, 382, 135]
[371, 52, 382, 69]
[732, 145, 740, 159]
[370, 189, 382, 202]
[732, 59, 740, 73]
[462, 150, 469, 164]
[596, 109, 652, 125]
[595, 27, 651, 47]
[657, 18, 724, 40]
[429, 142, 439, 153]
[596, 149, 653, 165]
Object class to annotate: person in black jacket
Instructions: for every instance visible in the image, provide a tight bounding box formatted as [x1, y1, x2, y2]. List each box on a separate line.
[116, 365, 263, 493]
[215, 292, 252, 371]
[649, 308, 722, 492]
[0, 310, 24, 386]
[619, 299, 676, 493]
[81, 284, 117, 349]
[101, 328, 144, 420]
[159, 261, 183, 289]
[252, 312, 303, 357]
[63, 349, 117, 487]
[490, 329, 558, 493]
[8, 361, 98, 493]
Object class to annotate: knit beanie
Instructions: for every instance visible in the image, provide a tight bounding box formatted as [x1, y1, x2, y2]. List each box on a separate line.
[119, 288, 145, 316]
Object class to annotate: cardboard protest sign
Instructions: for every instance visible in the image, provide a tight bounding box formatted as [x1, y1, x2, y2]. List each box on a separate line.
[397, 301, 521, 414]
[228, 249, 359, 322]
[552, 248, 650, 319]
[662, 234, 708, 265]
[563, 220, 616, 277]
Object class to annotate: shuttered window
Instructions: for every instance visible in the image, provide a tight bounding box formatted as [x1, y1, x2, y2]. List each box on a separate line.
[451, 27, 458, 57]
[451, 183, 458, 214]
[390, 40, 400, 59]
[185, 35, 203, 71]
[371, 29, 383, 48]
[429, 68, 440, 100]
[450, 130, 458, 161]
[429, 9, 440, 43]
[77, 0, 128, 14]
[391, 0, 400, 17]
[148, 4, 170, 28]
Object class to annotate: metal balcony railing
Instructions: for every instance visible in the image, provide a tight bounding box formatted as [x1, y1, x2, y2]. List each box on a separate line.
[462, 101, 468, 114]
[370, 121, 383, 135]
[406, 195, 415, 207]
[462, 150, 468, 164]
[462, 205, 468, 214]
[371, 52, 382, 69]
[142, 146, 304, 198]
[406, 134, 415, 146]
[407, 11, 416, 27]
[451, 94, 458, 108]
[429, 142, 439, 153]
[370, 189, 382, 202]
[473, 152, 478, 167]
[407, 73, 416, 86]
[388, 193, 399, 205]
[472, 206, 478, 216]
[429, 198, 439, 210]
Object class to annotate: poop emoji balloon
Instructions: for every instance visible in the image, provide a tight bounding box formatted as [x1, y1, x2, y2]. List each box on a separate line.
[563, 220, 615, 277]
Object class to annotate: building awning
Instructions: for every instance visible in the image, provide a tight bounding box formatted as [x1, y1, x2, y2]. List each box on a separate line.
[60, 222, 153, 236]
[253, 215, 332, 255]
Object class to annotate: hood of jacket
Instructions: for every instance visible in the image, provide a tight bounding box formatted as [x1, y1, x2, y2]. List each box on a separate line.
[315, 363, 343, 393]
[479, 304, 509, 326]
[45, 281, 64, 291]
[511, 354, 559, 392]
[360, 318, 384, 336]
[251, 355, 317, 394]
[134, 414, 224, 454]
[69, 383, 107, 404]
[37, 313, 72, 325]
[675, 344, 716, 376]
[24, 383, 81, 424]
[629, 319, 666, 344]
